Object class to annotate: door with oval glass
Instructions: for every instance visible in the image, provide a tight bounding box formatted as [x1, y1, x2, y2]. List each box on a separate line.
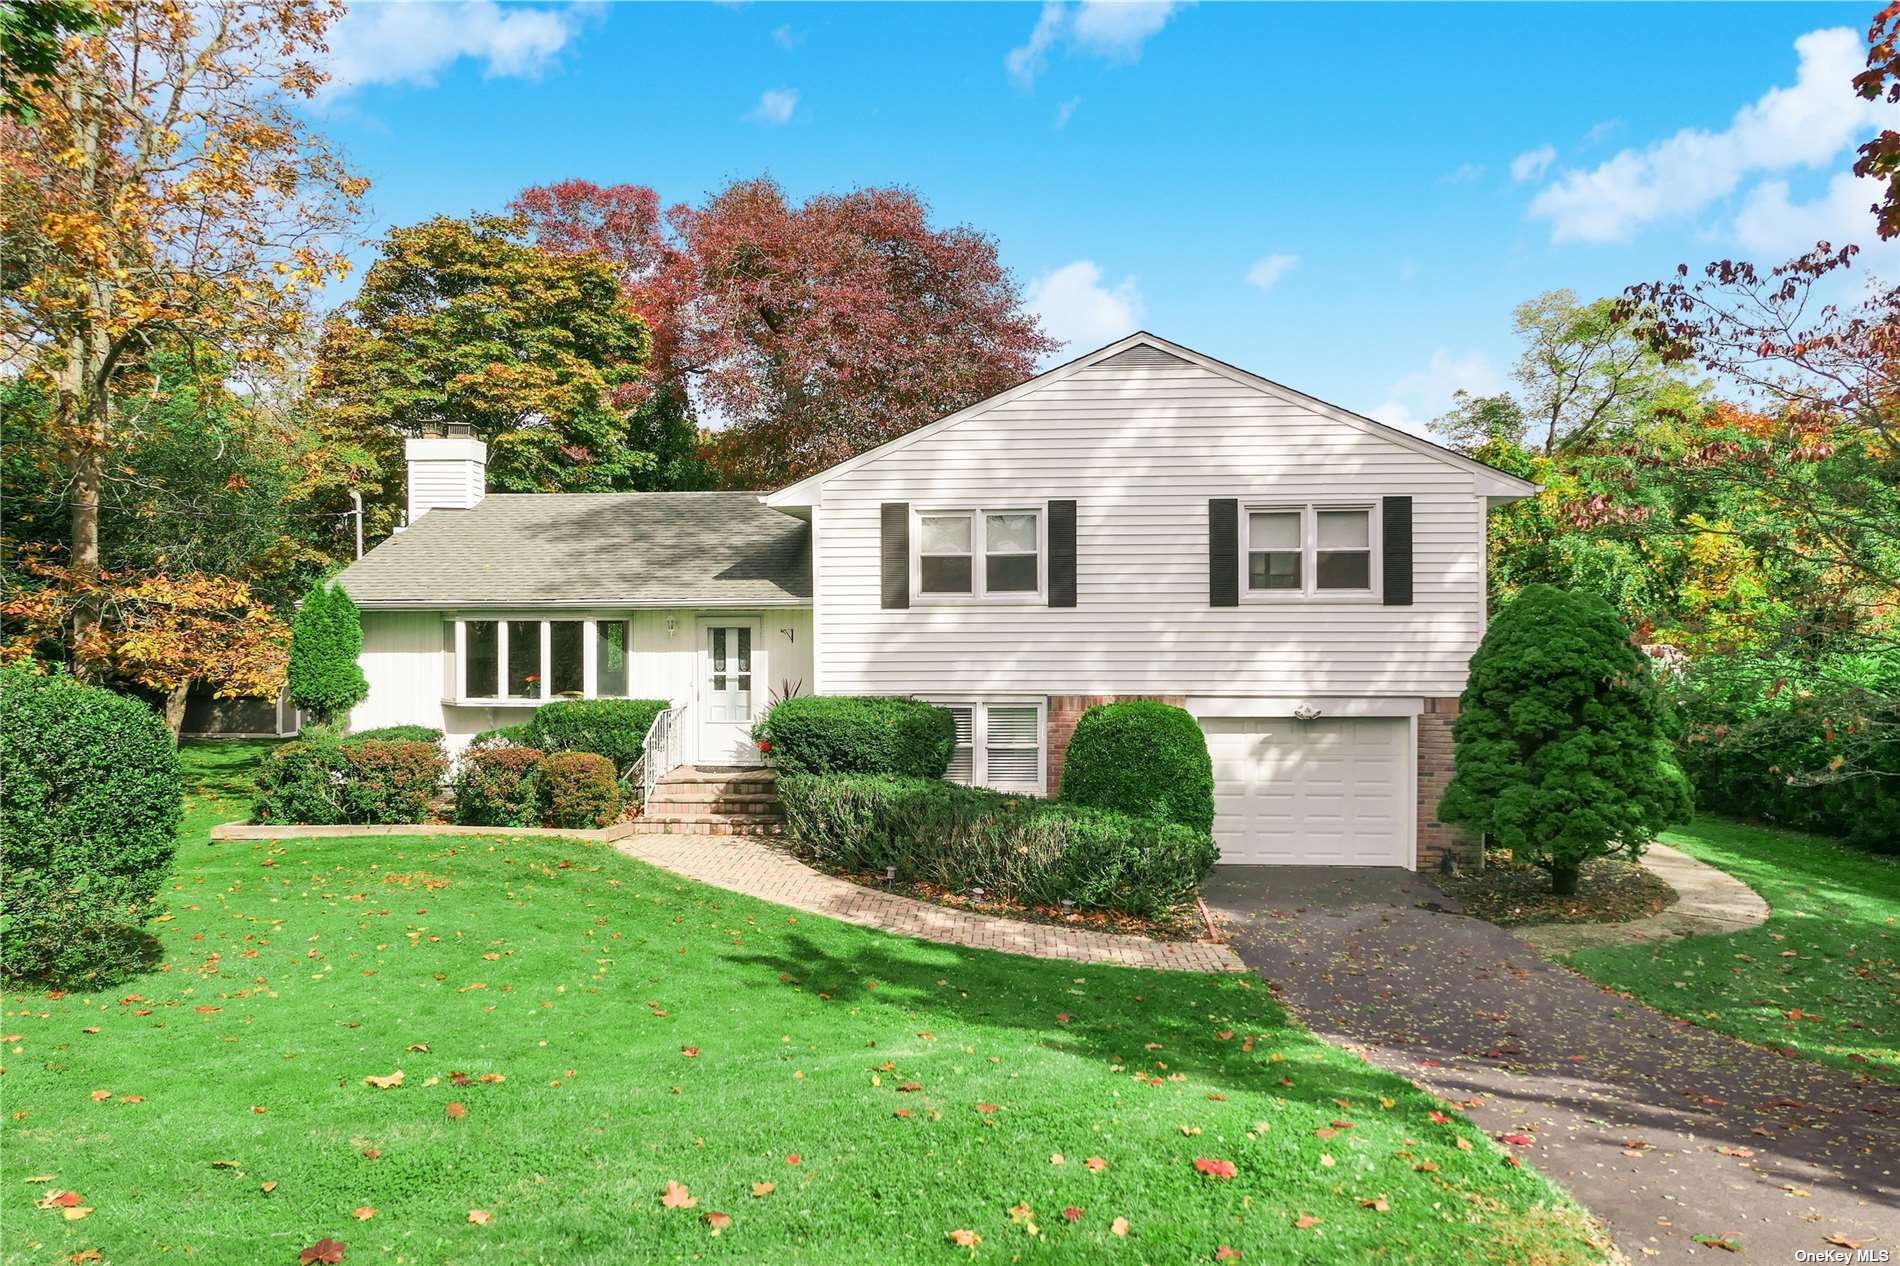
[696, 618, 764, 765]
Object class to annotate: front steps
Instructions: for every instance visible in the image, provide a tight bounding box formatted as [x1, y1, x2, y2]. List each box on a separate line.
[634, 766, 784, 836]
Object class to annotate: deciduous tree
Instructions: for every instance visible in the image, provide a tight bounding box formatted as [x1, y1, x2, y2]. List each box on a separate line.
[1852, 1, 1900, 239]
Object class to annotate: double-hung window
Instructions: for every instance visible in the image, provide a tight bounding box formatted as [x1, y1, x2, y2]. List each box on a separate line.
[451, 617, 634, 703]
[937, 700, 1045, 794]
[915, 508, 1042, 599]
[1243, 504, 1377, 598]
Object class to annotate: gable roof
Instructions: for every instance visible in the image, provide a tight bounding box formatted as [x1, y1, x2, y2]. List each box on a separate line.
[334, 492, 811, 610]
[763, 331, 1541, 507]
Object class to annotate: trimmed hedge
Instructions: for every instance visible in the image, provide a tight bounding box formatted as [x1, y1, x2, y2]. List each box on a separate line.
[469, 723, 534, 749]
[349, 724, 444, 745]
[1, 668, 183, 985]
[540, 751, 621, 829]
[778, 773, 1217, 919]
[756, 696, 955, 778]
[1058, 701, 1215, 835]
[526, 698, 668, 776]
[252, 731, 445, 826]
[452, 746, 545, 827]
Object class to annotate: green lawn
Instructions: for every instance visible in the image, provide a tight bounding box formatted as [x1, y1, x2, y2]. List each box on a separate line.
[1567, 817, 1900, 1084]
[4, 742, 1606, 1265]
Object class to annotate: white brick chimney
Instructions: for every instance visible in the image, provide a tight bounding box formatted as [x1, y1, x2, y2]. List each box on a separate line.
[404, 433, 487, 523]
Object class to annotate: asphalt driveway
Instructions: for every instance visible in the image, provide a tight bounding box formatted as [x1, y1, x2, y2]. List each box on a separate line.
[1202, 865, 1900, 1263]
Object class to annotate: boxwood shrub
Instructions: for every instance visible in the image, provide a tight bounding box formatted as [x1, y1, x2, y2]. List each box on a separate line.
[777, 773, 1216, 918]
[452, 746, 546, 827]
[252, 730, 351, 825]
[1, 667, 183, 985]
[756, 696, 955, 778]
[1058, 700, 1215, 834]
[526, 698, 668, 776]
[253, 731, 445, 826]
[540, 751, 622, 829]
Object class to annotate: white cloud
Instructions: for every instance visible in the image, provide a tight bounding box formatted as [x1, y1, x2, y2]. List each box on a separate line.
[1007, 1, 1185, 88]
[1509, 144, 1555, 183]
[1527, 27, 1898, 244]
[1444, 162, 1485, 184]
[1053, 96, 1081, 128]
[772, 23, 803, 50]
[1244, 253, 1298, 291]
[1366, 348, 1502, 438]
[747, 88, 799, 126]
[1580, 118, 1621, 147]
[323, 1, 585, 94]
[1026, 260, 1143, 359]
[1732, 171, 1888, 257]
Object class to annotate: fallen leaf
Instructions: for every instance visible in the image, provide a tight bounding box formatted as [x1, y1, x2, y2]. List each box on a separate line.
[89, 1090, 110, 1102]
[1693, 1235, 1741, 1253]
[661, 1180, 696, 1210]
[1296, 1214, 1323, 1229]
[1216, 1247, 1242, 1262]
[974, 1103, 998, 1114]
[681, 1046, 698, 1058]
[1062, 1206, 1083, 1223]
[445, 1102, 467, 1119]
[1084, 1156, 1107, 1172]
[751, 1182, 774, 1198]
[1192, 1158, 1237, 1180]
[1428, 1110, 1452, 1125]
[260, 1181, 277, 1193]
[1360, 1195, 1390, 1212]
[702, 1211, 731, 1235]
[1049, 1153, 1065, 1165]
[298, 1239, 346, 1266]
[38, 1191, 83, 1209]
[467, 1209, 491, 1226]
[947, 1229, 981, 1247]
[1824, 1235, 1862, 1250]
[351, 1207, 375, 1220]
[362, 1071, 402, 1090]
[1110, 1216, 1129, 1237]
[69, 1252, 102, 1264]
[1499, 1133, 1535, 1147]
[63, 1206, 92, 1221]
[785, 1153, 801, 1165]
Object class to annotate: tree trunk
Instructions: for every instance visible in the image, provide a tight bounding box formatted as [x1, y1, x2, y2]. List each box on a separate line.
[1550, 860, 1581, 896]
[162, 680, 192, 744]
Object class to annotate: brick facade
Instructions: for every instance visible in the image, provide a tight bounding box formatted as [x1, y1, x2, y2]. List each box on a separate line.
[1416, 697, 1479, 870]
[1045, 694, 1187, 797]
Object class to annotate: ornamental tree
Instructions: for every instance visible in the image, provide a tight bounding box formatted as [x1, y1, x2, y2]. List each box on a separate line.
[287, 578, 366, 726]
[1438, 585, 1692, 894]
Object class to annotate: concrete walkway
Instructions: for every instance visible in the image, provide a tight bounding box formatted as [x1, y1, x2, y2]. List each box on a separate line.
[1202, 866, 1899, 1264]
[1516, 842, 1771, 956]
[213, 820, 1244, 974]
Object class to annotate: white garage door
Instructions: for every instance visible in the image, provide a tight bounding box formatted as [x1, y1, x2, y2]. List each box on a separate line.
[1201, 717, 1411, 866]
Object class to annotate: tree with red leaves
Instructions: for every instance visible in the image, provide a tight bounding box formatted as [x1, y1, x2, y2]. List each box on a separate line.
[1852, 2, 1900, 239]
[513, 176, 1056, 488]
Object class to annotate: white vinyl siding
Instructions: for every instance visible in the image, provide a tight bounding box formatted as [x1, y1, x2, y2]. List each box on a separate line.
[934, 699, 1045, 794]
[812, 353, 1488, 698]
[351, 607, 813, 752]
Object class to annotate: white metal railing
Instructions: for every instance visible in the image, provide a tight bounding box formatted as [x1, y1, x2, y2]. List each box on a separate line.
[639, 705, 687, 806]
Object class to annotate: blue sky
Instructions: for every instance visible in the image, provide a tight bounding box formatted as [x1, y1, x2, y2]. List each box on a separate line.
[312, 1, 1896, 435]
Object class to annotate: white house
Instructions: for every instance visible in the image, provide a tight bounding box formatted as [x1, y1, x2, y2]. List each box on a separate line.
[336, 332, 1537, 869]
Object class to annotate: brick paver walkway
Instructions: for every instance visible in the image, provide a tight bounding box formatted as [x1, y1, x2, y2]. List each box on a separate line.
[614, 832, 1245, 973]
[213, 820, 1242, 973]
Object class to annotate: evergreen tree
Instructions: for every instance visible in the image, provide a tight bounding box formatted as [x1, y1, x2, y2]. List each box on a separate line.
[1438, 585, 1692, 894]
[287, 579, 367, 726]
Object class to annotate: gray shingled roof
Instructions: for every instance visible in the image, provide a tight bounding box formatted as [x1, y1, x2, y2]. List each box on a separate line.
[335, 493, 811, 608]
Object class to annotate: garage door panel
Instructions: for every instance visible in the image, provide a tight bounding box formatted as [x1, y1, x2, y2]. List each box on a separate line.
[1202, 716, 1410, 867]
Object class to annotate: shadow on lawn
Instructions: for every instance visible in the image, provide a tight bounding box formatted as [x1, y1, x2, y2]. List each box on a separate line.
[726, 930, 1424, 1114]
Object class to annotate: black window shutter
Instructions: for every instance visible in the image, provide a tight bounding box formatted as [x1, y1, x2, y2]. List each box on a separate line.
[1383, 495, 1413, 606]
[880, 503, 909, 610]
[1208, 498, 1239, 607]
[1048, 500, 1077, 607]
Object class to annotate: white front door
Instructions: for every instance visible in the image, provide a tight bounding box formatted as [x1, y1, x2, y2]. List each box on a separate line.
[696, 620, 763, 765]
[1201, 716, 1411, 866]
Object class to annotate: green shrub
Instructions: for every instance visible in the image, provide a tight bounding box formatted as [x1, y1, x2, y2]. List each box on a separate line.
[526, 698, 668, 776]
[756, 696, 955, 778]
[252, 730, 350, 825]
[349, 724, 444, 744]
[469, 723, 534, 749]
[777, 773, 1216, 918]
[1, 667, 183, 986]
[539, 751, 621, 829]
[1057, 700, 1215, 834]
[287, 578, 368, 725]
[452, 746, 545, 827]
[1438, 585, 1693, 894]
[339, 739, 445, 824]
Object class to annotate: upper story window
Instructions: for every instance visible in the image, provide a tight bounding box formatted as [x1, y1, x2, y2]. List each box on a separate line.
[915, 508, 1042, 599]
[1244, 504, 1377, 598]
[452, 617, 633, 704]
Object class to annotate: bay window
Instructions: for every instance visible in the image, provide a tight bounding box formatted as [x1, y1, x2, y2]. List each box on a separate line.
[1242, 503, 1377, 598]
[450, 617, 634, 703]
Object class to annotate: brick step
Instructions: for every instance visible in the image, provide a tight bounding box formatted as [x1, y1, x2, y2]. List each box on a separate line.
[641, 809, 783, 824]
[659, 765, 777, 785]
[649, 786, 783, 808]
[646, 801, 783, 819]
[630, 816, 785, 837]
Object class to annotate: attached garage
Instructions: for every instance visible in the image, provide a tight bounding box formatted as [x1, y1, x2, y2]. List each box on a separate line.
[1200, 715, 1412, 867]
